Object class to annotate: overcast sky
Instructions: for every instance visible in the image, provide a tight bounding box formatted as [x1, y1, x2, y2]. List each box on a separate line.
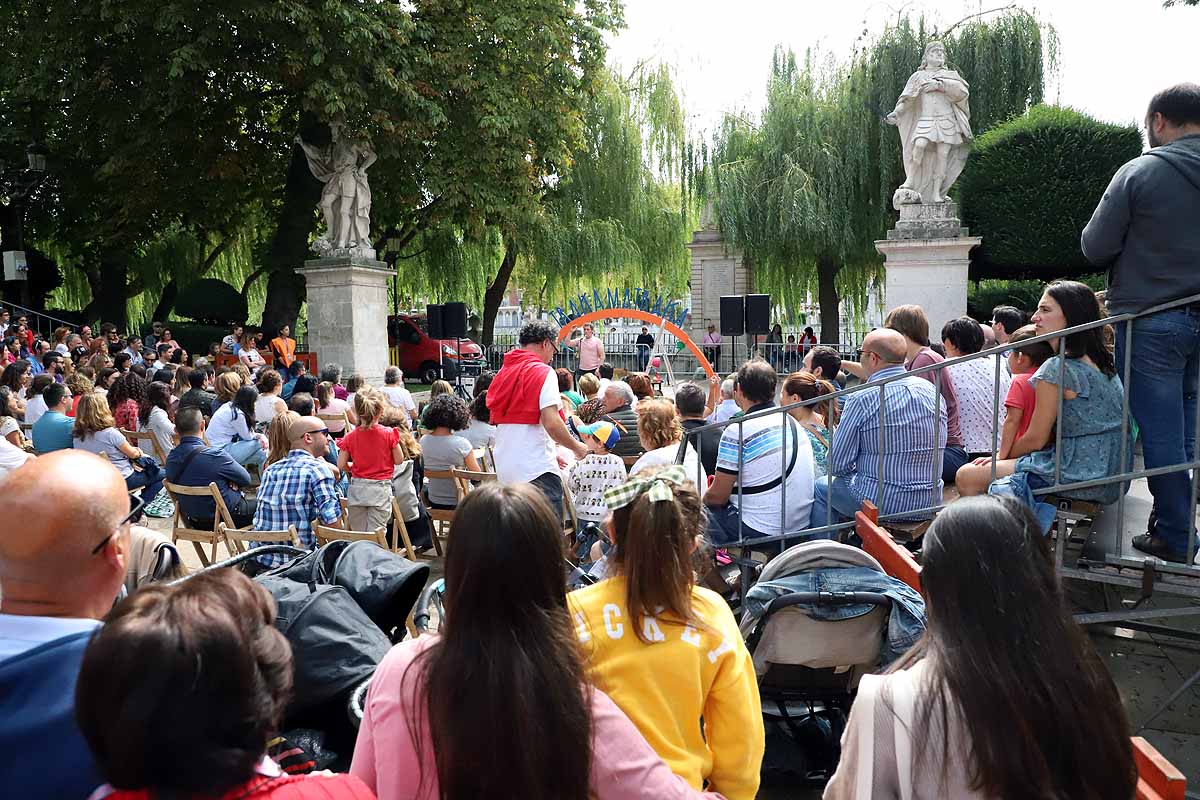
[606, 0, 1196, 138]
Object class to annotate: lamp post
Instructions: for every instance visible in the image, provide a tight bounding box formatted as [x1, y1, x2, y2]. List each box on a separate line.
[3, 135, 50, 308]
[385, 230, 402, 318]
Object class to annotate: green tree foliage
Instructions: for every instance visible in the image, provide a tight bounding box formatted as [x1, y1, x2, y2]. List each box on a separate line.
[959, 105, 1143, 280]
[704, 10, 1052, 339]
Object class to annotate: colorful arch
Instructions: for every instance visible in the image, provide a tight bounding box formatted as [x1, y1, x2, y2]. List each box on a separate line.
[557, 309, 715, 379]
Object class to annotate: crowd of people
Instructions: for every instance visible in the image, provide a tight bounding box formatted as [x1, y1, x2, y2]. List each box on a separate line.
[2, 80, 1198, 800]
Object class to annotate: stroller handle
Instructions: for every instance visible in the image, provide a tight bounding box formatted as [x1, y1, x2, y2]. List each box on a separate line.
[765, 591, 891, 614]
[169, 545, 310, 583]
[412, 578, 445, 633]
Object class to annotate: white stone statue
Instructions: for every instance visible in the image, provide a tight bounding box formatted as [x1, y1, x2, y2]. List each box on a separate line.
[295, 122, 377, 258]
[885, 41, 973, 208]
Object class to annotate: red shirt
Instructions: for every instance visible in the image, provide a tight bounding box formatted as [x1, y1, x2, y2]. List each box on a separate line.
[100, 773, 375, 800]
[1004, 372, 1037, 439]
[340, 423, 400, 480]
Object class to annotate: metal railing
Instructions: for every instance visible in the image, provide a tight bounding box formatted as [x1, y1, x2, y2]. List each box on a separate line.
[667, 290, 1200, 611]
[0, 299, 77, 340]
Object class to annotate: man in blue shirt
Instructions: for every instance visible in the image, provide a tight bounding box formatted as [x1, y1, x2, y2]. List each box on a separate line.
[0, 451, 131, 798]
[810, 329, 947, 526]
[164, 408, 257, 527]
[280, 360, 307, 401]
[31, 383, 74, 453]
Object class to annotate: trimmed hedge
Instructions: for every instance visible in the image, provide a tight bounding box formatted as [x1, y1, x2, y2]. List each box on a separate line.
[174, 278, 248, 326]
[959, 105, 1143, 280]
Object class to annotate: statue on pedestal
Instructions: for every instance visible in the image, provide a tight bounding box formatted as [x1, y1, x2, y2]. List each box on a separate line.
[885, 41, 972, 208]
[295, 122, 377, 258]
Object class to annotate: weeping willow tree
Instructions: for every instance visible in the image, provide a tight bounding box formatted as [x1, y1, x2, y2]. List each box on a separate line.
[394, 62, 694, 342]
[705, 9, 1055, 340]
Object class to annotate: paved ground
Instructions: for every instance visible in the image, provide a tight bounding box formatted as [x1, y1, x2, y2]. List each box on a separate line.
[154, 470, 1200, 799]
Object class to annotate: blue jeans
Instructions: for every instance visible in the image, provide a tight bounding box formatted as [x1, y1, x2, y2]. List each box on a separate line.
[942, 445, 969, 485]
[530, 472, 565, 521]
[221, 439, 265, 467]
[808, 475, 862, 528]
[126, 469, 163, 518]
[705, 502, 769, 546]
[1116, 310, 1200, 554]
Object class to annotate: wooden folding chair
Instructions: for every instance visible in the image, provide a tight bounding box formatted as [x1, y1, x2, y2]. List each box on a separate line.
[313, 520, 389, 548]
[164, 481, 244, 566]
[219, 522, 300, 556]
[422, 469, 458, 555]
[122, 428, 166, 464]
[621, 454, 640, 471]
[391, 497, 419, 561]
[317, 411, 350, 438]
[451, 467, 496, 502]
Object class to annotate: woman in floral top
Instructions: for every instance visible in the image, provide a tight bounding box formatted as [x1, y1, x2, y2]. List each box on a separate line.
[782, 370, 838, 476]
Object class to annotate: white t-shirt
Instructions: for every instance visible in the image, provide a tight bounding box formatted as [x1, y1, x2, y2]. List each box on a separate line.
[255, 393, 286, 424]
[146, 406, 176, 458]
[493, 370, 559, 485]
[381, 385, 417, 428]
[207, 402, 254, 448]
[0, 436, 32, 475]
[630, 442, 707, 495]
[24, 394, 48, 426]
[715, 412, 814, 536]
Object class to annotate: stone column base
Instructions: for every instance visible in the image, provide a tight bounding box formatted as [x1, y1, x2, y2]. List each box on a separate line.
[875, 235, 980, 340]
[296, 256, 392, 386]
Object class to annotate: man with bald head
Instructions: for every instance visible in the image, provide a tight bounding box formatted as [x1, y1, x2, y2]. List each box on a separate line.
[251, 415, 341, 569]
[0, 451, 131, 797]
[809, 329, 948, 528]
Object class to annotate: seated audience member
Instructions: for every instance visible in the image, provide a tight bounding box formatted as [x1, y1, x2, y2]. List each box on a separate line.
[578, 371, 601, 402]
[316, 380, 353, 437]
[280, 360, 306, 401]
[74, 393, 163, 518]
[567, 421, 628, 525]
[66, 372, 93, 416]
[288, 391, 315, 416]
[77, 570, 374, 800]
[0, 385, 26, 449]
[0, 452, 130, 798]
[781, 370, 838, 477]
[824, 497, 1135, 800]
[558, 368, 584, 413]
[676, 380, 722, 478]
[338, 388, 408, 532]
[139, 381, 177, 458]
[321, 362, 348, 400]
[419, 395, 481, 509]
[209, 383, 268, 467]
[165, 408, 257, 528]
[600, 380, 643, 459]
[570, 467, 764, 799]
[809, 329, 945, 527]
[150, 342, 173, 370]
[220, 323, 243, 355]
[625, 372, 655, 405]
[238, 330, 267, 374]
[31, 382, 74, 454]
[178, 367, 217, 417]
[705, 360, 814, 544]
[941, 316, 1011, 457]
[23, 373, 55, 426]
[707, 378, 739, 424]
[596, 361, 615, 396]
[345, 374, 366, 408]
[254, 368, 288, 428]
[464, 390, 496, 449]
[955, 283, 1133, 535]
[992, 325, 1054, 461]
[212, 369, 242, 415]
[380, 366, 417, 428]
[429, 379, 453, 401]
[352, 483, 719, 800]
[0, 433, 33, 473]
[990, 304, 1027, 345]
[886, 305, 966, 483]
[630, 398, 705, 489]
[252, 415, 341, 567]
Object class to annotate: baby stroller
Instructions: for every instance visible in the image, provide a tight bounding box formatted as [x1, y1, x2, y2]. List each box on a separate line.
[739, 540, 926, 783]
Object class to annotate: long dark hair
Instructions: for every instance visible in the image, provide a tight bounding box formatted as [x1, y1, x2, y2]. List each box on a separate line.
[1045, 280, 1116, 377]
[139, 381, 173, 426]
[231, 385, 258, 427]
[406, 483, 591, 800]
[0, 359, 30, 392]
[894, 496, 1134, 799]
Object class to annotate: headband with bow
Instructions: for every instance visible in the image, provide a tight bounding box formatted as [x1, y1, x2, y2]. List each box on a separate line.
[603, 464, 689, 510]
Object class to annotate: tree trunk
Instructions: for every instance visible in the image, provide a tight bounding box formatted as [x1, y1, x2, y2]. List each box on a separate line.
[261, 114, 324, 335]
[480, 237, 518, 346]
[93, 248, 131, 332]
[816, 255, 841, 343]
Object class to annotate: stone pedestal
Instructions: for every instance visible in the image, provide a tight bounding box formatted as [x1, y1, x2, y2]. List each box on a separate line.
[876, 201, 980, 338]
[687, 228, 752, 343]
[296, 256, 392, 386]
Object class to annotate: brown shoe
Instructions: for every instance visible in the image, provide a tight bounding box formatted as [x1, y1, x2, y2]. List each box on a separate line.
[1131, 533, 1194, 565]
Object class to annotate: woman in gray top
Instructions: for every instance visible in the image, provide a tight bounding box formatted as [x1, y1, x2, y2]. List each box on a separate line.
[420, 395, 480, 508]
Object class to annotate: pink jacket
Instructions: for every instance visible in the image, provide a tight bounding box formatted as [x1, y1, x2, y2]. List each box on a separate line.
[351, 637, 726, 800]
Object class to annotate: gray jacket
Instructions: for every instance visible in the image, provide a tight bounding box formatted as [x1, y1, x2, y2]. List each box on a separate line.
[1082, 133, 1200, 314]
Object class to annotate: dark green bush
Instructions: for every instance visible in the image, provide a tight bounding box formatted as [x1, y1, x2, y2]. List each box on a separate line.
[173, 279, 248, 326]
[959, 105, 1143, 280]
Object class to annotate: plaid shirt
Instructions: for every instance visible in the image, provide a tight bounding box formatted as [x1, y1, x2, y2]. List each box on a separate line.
[252, 449, 341, 568]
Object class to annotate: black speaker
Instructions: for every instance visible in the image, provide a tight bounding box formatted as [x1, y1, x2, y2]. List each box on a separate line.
[745, 294, 771, 335]
[443, 301, 468, 339]
[426, 304, 445, 339]
[720, 295, 745, 336]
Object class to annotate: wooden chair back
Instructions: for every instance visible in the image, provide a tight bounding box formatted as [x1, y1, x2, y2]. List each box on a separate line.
[391, 497, 419, 560]
[317, 411, 349, 434]
[122, 428, 166, 464]
[164, 481, 241, 566]
[450, 467, 496, 502]
[856, 502, 1187, 800]
[313, 521, 389, 549]
[621, 454, 640, 470]
[423, 469, 457, 553]
[219, 522, 299, 555]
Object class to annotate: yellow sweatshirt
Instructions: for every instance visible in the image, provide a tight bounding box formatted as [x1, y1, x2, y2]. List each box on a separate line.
[568, 576, 764, 800]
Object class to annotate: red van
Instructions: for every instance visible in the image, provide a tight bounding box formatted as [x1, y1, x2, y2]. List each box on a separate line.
[387, 313, 484, 384]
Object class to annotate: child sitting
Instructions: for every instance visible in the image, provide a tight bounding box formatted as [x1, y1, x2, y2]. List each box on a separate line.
[994, 324, 1054, 461]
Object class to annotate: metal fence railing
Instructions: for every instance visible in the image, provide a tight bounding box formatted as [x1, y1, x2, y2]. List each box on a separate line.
[0, 299, 77, 340]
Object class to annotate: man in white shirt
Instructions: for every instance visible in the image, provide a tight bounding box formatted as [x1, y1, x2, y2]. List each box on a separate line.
[708, 379, 740, 424]
[380, 366, 417, 428]
[122, 335, 145, 367]
[487, 320, 588, 514]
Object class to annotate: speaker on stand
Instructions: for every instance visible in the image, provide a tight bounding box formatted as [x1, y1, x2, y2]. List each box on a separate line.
[427, 304, 445, 381]
[745, 293, 771, 364]
[443, 302, 469, 397]
[719, 295, 745, 375]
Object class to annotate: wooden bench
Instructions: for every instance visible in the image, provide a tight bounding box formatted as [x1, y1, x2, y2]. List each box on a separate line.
[854, 502, 1186, 800]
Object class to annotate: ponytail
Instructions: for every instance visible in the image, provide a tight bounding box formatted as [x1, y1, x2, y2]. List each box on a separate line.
[354, 386, 385, 429]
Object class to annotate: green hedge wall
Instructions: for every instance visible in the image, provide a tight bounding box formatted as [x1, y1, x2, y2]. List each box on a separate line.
[959, 105, 1143, 280]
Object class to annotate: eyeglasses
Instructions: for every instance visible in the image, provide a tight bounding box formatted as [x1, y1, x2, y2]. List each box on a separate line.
[91, 493, 145, 555]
